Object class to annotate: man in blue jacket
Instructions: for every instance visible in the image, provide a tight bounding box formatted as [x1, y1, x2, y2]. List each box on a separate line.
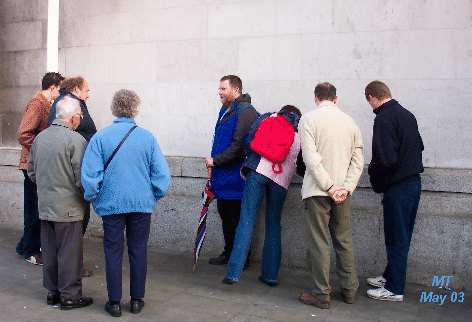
[205, 75, 258, 266]
[364, 81, 424, 302]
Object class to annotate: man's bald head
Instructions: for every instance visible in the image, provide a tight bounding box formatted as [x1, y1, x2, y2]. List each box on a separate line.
[56, 96, 81, 120]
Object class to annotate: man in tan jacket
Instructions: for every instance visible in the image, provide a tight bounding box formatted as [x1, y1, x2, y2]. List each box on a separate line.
[16, 72, 64, 265]
[298, 82, 364, 309]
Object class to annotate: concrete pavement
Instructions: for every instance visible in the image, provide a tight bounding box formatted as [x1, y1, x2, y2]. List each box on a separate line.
[0, 227, 469, 322]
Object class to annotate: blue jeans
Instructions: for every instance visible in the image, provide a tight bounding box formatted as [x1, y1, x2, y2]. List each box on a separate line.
[382, 175, 421, 295]
[102, 212, 151, 302]
[225, 170, 287, 282]
[16, 170, 41, 258]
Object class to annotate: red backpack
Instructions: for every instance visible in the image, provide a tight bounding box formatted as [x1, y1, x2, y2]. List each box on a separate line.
[249, 113, 295, 174]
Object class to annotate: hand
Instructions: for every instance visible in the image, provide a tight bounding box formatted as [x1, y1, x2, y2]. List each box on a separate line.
[328, 186, 349, 204]
[205, 157, 214, 169]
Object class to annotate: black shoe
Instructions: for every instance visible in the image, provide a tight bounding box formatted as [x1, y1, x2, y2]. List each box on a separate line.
[60, 297, 93, 310]
[105, 301, 122, 317]
[47, 292, 60, 305]
[258, 276, 278, 287]
[209, 253, 228, 265]
[222, 277, 237, 285]
[130, 299, 144, 314]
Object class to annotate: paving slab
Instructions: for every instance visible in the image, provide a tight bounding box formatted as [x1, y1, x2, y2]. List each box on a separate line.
[0, 227, 470, 322]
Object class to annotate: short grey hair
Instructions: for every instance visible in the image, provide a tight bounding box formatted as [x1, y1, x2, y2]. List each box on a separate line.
[56, 96, 81, 119]
[111, 89, 140, 118]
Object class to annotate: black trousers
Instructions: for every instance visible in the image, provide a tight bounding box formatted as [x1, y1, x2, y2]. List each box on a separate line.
[216, 199, 242, 256]
[16, 170, 41, 258]
[82, 204, 90, 235]
[41, 220, 83, 300]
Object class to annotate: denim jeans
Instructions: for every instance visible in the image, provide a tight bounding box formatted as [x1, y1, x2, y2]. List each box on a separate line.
[16, 170, 41, 258]
[382, 175, 421, 295]
[225, 170, 287, 282]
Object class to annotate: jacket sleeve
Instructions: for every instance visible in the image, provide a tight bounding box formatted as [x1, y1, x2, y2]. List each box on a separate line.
[150, 137, 171, 200]
[343, 126, 364, 192]
[27, 142, 37, 183]
[299, 117, 334, 191]
[80, 136, 104, 201]
[70, 136, 87, 190]
[368, 117, 398, 192]
[17, 101, 43, 150]
[213, 107, 258, 167]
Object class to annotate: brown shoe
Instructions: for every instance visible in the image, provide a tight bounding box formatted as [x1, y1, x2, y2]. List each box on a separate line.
[298, 291, 330, 309]
[81, 268, 93, 278]
[341, 292, 356, 304]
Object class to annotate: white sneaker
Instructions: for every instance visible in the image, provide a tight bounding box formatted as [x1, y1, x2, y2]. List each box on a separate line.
[25, 255, 43, 266]
[366, 275, 386, 288]
[367, 287, 403, 302]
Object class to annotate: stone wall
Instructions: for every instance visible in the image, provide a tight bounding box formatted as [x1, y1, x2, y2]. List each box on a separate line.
[1, 0, 472, 168]
[1, 148, 471, 289]
[1, 0, 471, 289]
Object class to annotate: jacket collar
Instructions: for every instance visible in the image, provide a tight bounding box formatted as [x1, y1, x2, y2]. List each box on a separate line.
[51, 119, 72, 129]
[374, 99, 397, 115]
[317, 100, 338, 109]
[113, 117, 136, 124]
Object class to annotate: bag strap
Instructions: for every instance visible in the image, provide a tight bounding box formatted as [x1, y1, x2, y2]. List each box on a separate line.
[104, 125, 137, 171]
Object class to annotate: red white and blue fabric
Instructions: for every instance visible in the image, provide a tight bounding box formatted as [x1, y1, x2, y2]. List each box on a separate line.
[193, 180, 215, 271]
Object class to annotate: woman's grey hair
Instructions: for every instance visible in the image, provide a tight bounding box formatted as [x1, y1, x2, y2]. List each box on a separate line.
[111, 89, 140, 118]
[56, 95, 81, 119]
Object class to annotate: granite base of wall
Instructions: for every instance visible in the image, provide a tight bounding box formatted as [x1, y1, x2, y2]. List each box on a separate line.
[1, 148, 471, 290]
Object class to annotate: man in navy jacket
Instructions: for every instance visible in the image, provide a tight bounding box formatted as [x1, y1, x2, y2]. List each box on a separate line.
[205, 75, 258, 266]
[364, 80, 424, 302]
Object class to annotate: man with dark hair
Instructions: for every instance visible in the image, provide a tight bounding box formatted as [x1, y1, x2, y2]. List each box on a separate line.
[48, 76, 97, 142]
[365, 80, 424, 302]
[47, 76, 97, 277]
[298, 82, 364, 309]
[16, 72, 64, 265]
[205, 75, 258, 266]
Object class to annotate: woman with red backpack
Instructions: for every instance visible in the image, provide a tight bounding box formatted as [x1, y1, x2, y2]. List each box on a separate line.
[222, 105, 303, 286]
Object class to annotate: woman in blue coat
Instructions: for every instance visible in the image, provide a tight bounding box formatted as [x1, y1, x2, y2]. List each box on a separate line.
[81, 89, 171, 317]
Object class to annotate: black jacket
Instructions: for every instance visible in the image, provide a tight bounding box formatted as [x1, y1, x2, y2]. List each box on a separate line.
[368, 99, 424, 193]
[48, 91, 97, 142]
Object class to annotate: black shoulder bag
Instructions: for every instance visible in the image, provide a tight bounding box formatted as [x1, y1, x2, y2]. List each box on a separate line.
[104, 125, 137, 171]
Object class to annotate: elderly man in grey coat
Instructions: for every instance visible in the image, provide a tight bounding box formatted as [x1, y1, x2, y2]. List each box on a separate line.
[28, 95, 93, 310]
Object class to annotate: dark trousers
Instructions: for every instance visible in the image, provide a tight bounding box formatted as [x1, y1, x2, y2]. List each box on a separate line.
[16, 170, 41, 258]
[102, 213, 151, 302]
[41, 220, 83, 300]
[82, 204, 90, 235]
[216, 199, 242, 257]
[382, 175, 421, 295]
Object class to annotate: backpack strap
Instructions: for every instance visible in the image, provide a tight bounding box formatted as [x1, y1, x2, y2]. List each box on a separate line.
[272, 163, 283, 174]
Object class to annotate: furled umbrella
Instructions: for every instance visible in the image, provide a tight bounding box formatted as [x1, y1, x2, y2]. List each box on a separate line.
[193, 171, 215, 272]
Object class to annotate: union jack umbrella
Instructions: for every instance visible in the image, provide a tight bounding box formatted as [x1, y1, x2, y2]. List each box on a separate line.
[193, 176, 215, 272]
